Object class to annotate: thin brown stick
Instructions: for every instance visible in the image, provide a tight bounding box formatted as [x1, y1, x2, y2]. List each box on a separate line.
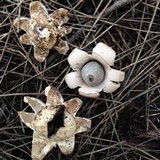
[102, 0, 138, 18]
[69, 0, 138, 43]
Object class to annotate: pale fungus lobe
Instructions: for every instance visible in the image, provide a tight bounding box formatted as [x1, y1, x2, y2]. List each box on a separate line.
[13, 1, 72, 62]
[18, 86, 91, 160]
[65, 42, 125, 98]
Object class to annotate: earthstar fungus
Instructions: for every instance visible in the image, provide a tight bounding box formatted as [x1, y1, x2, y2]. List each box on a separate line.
[14, 1, 72, 62]
[18, 86, 91, 160]
[65, 42, 125, 98]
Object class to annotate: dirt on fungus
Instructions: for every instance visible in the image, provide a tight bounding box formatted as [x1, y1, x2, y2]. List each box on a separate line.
[0, 0, 160, 160]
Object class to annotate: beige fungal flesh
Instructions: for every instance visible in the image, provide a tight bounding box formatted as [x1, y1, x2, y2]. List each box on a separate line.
[14, 1, 72, 62]
[65, 42, 125, 98]
[18, 86, 91, 159]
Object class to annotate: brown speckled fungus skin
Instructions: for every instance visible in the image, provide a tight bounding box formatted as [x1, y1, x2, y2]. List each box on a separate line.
[14, 1, 72, 62]
[18, 86, 91, 160]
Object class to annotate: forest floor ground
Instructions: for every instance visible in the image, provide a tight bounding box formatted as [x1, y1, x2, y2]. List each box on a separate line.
[0, 0, 160, 160]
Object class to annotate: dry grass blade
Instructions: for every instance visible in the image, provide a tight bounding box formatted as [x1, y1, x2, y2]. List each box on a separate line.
[0, 0, 160, 160]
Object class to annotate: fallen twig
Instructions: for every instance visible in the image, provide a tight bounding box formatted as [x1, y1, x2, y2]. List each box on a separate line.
[69, 0, 138, 43]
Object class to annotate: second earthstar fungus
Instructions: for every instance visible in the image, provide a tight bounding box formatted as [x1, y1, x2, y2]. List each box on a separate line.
[65, 42, 125, 98]
[18, 86, 91, 160]
[14, 1, 72, 62]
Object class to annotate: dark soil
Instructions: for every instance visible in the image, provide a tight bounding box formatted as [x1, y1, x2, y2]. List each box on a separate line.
[0, 0, 160, 160]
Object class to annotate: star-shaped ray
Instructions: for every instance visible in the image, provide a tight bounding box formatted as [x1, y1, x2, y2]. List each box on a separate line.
[13, 1, 72, 62]
[18, 86, 91, 160]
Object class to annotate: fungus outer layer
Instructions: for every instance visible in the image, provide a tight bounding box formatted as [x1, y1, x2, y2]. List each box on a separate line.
[18, 86, 91, 159]
[65, 42, 125, 98]
[14, 1, 72, 62]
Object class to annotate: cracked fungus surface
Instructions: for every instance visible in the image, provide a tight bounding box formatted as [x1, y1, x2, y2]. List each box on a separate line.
[18, 86, 91, 160]
[14, 1, 72, 62]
